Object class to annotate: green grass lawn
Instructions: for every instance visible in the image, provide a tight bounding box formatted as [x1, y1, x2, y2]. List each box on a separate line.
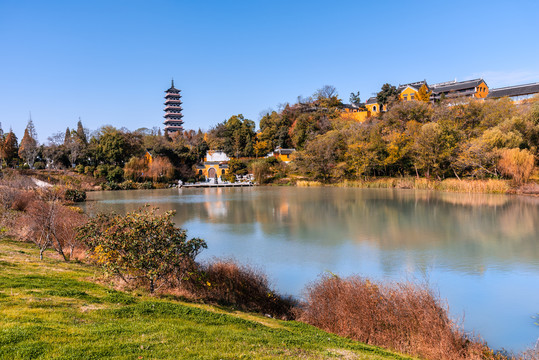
[0, 238, 414, 360]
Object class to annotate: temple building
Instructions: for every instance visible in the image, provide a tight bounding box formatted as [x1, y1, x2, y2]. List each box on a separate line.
[429, 78, 489, 101]
[163, 80, 184, 133]
[487, 83, 539, 103]
[196, 151, 230, 180]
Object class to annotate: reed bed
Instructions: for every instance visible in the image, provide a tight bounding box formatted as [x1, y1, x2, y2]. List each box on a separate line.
[296, 180, 323, 187]
[335, 178, 510, 194]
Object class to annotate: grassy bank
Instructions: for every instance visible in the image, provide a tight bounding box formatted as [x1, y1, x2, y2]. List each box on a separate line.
[0, 238, 412, 360]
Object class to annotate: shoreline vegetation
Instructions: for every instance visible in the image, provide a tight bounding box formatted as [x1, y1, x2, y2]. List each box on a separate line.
[2, 89, 539, 200]
[1, 179, 538, 359]
[297, 177, 515, 194]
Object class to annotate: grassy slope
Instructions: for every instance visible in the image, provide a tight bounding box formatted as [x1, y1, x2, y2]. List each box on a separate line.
[0, 239, 413, 360]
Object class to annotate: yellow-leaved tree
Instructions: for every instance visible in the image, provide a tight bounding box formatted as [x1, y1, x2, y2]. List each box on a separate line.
[416, 84, 432, 102]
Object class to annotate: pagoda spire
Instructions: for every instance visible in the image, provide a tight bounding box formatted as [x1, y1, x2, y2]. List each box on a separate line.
[163, 80, 184, 133]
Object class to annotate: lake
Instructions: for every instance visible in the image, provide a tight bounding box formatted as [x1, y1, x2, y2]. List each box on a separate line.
[84, 187, 539, 353]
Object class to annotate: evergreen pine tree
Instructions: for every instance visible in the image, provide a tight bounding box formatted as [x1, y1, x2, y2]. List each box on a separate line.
[64, 127, 71, 144]
[76, 118, 87, 144]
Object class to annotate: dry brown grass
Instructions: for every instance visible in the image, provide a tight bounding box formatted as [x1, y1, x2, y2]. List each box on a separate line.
[298, 274, 493, 360]
[183, 259, 297, 320]
[336, 177, 510, 194]
[296, 180, 323, 187]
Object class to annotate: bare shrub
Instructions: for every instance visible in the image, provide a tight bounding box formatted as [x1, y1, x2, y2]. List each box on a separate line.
[19, 190, 87, 261]
[184, 259, 296, 319]
[10, 190, 34, 211]
[298, 274, 488, 360]
[498, 148, 535, 185]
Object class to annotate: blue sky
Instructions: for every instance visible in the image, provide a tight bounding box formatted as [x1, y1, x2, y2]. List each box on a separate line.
[1, 0, 539, 143]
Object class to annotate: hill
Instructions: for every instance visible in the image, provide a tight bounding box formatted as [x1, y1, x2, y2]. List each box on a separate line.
[0, 238, 412, 360]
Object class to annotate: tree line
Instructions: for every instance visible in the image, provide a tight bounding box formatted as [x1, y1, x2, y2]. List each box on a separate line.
[2, 84, 538, 186]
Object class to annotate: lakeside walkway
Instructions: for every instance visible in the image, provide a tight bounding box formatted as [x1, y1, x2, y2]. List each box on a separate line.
[181, 182, 254, 188]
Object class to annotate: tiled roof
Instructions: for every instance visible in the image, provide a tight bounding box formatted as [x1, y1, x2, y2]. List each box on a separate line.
[398, 80, 428, 92]
[488, 83, 539, 99]
[342, 103, 362, 109]
[366, 97, 378, 104]
[430, 78, 486, 94]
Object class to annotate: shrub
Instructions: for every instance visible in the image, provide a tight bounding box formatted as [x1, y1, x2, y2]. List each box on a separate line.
[223, 173, 236, 183]
[118, 180, 136, 190]
[184, 260, 296, 320]
[107, 166, 124, 183]
[84, 166, 95, 175]
[75, 164, 85, 174]
[101, 182, 120, 191]
[64, 188, 87, 202]
[19, 191, 87, 260]
[10, 190, 34, 211]
[94, 164, 109, 179]
[250, 159, 272, 184]
[298, 274, 486, 360]
[33, 161, 46, 170]
[77, 207, 207, 293]
[137, 181, 154, 190]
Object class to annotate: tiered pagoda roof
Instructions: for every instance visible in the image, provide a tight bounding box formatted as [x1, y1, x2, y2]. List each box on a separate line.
[163, 79, 184, 133]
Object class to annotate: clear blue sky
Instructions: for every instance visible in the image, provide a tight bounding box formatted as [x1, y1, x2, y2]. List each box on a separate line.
[1, 0, 539, 143]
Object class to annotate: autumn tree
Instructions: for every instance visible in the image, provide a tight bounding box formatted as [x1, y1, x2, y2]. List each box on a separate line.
[3, 130, 19, 167]
[19, 119, 39, 168]
[412, 121, 460, 179]
[77, 207, 207, 293]
[416, 84, 432, 102]
[147, 156, 174, 182]
[124, 156, 149, 182]
[313, 85, 342, 108]
[295, 130, 347, 181]
[498, 148, 535, 185]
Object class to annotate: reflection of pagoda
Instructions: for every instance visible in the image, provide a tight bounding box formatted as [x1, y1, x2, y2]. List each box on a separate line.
[163, 79, 184, 133]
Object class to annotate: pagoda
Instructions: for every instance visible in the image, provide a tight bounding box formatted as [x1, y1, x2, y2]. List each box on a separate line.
[163, 79, 184, 133]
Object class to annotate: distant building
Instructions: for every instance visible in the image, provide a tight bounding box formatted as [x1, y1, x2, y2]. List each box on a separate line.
[398, 80, 429, 101]
[196, 150, 230, 179]
[365, 97, 386, 114]
[429, 78, 489, 101]
[340, 103, 369, 122]
[487, 83, 539, 103]
[266, 146, 295, 163]
[163, 80, 184, 133]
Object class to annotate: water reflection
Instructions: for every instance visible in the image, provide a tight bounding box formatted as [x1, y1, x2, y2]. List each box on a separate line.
[84, 187, 539, 352]
[86, 187, 539, 272]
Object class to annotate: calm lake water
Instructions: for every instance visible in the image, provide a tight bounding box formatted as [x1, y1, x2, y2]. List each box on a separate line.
[84, 187, 539, 353]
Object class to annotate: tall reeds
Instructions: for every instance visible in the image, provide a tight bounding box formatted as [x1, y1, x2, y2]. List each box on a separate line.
[335, 177, 509, 194]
